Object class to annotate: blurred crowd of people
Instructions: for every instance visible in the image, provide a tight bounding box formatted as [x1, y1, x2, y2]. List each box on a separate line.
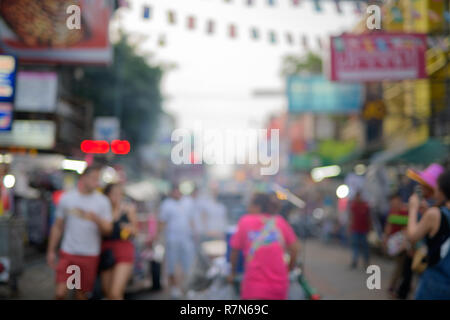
[44, 160, 450, 300]
[46, 165, 138, 300]
[346, 163, 450, 299]
[45, 166, 232, 300]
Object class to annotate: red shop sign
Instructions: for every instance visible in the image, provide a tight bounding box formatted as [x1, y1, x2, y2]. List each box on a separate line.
[329, 33, 427, 82]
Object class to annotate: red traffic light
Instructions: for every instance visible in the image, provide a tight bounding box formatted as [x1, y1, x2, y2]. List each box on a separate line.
[111, 140, 130, 155]
[81, 140, 109, 154]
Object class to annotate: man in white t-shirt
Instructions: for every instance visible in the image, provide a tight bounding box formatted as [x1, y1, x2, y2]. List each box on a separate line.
[195, 189, 228, 241]
[47, 165, 113, 300]
[204, 198, 228, 240]
[158, 184, 195, 299]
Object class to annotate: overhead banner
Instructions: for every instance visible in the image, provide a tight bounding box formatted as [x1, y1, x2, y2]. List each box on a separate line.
[0, 0, 113, 65]
[287, 75, 364, 113]
[329, 33, 427, 82]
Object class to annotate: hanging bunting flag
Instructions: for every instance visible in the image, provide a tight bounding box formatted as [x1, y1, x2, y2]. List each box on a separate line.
[411, 9, 421, 20]
[334, 0, 342, 14]
[158, 35, 166, 47]
[312, 0, 322, 12]
[143, 5, 151, 19]
[268, 0, 276, 6]
[414, 37, 426, 50]
[269, 31, 277, 44]
[301, 35, 309, 49]
[438, 37, 449, 51]
[428, 10, 441, 22]
[229, 24, 237, 39]
[187, 16, 196, 30]
[118, 0, 129, 8]
[291, 0, 301, 7]
[250, 27, 259, 40]
[247, 0, 254, 6]
[286, 32, 294, 45]
[167, 11, 176, 25]
[354, 1, 363, 15]
[206, 20, 215, 35]
[317, 37, 323, 50]
[391, 7, 403, 23]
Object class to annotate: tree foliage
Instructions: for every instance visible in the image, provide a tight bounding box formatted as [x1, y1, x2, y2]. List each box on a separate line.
[73, 33, 164, 150]
[281, 52, 323, 76]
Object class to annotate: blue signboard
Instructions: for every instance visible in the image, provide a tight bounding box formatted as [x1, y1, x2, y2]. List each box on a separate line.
[0, 55, 16, 131]
[0, 103, 13, 131]
[287, 75, 364, 114]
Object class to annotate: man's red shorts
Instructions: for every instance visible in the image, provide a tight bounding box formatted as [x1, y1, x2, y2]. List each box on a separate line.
[56, 251, 100, 293]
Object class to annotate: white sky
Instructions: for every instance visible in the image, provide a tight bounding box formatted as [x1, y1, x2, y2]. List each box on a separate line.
[115, 0, 362, 131]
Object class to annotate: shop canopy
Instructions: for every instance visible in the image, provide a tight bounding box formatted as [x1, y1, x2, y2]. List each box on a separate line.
[291, 139, 360, 171]
[371, 139, 449, 165]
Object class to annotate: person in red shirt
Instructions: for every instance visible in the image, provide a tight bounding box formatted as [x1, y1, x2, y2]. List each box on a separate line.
[348, 192, 371, 269]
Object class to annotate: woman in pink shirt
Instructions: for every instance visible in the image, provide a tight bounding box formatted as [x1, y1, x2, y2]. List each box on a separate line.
[229, 193, 300, 300]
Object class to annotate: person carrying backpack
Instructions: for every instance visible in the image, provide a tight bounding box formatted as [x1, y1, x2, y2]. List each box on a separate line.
[228, 193, 300, 300]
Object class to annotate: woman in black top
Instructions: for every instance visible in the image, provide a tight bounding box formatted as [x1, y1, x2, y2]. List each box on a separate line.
[407, 170, 450, 299]
[100, 183, 138, 300]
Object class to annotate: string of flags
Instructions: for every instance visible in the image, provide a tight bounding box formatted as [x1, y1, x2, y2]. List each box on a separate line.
[132, 2, 450, 49]
[138, 2, 365, 48]
[122, 0, 450, 19]
[389, 7, 450, 23]
[220, 0, 385, 9]
[135, 0, 379, 14]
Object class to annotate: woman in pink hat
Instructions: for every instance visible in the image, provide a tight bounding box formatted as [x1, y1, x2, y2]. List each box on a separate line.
[406, 163, 445, 203]
[407, 169, 450, 299]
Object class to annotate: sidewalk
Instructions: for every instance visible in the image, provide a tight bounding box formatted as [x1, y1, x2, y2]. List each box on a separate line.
[0, 257, 55, 300]
[302, 239, 412, 299]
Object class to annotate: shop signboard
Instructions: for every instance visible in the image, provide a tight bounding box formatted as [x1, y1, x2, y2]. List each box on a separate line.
[94, 117, 120, 142]
[0, 120, 56, 149]
[0, 54, 16, 102]
[0, 0, 113, 65]
[287, 75, 363, 113]
[0, 54, 16, 131]
[0, 103, 13, 131]
[15, 71, 58, 113]
[330, 33, 427, 82]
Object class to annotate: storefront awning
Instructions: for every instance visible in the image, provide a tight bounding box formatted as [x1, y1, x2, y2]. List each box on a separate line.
[371, 139, 449, 165]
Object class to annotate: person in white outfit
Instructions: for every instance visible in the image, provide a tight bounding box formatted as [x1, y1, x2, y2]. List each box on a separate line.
[158, 184, 196, 299]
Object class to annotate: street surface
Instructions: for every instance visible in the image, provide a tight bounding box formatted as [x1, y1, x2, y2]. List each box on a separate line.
[2, 239, 407, 300]
[301, 240, 403, 300]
